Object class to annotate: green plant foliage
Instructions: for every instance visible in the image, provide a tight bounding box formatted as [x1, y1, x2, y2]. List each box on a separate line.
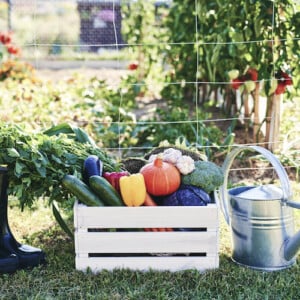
[132, 105, 234, 160]
[0, 123, 119, 209]
[162, 0, 300, 101]
[121, 0, 169, 96]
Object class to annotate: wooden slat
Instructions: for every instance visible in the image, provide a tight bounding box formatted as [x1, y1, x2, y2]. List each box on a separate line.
[74, 202, 219, 229]
[75, 231, 218, 254]
[76, 256, 219, 272]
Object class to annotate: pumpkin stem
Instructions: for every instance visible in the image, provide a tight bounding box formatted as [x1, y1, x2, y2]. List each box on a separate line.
[154, 157, 163, 168]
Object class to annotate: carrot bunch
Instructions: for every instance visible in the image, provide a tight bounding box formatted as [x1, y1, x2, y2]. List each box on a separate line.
[143, 193, 173, 232]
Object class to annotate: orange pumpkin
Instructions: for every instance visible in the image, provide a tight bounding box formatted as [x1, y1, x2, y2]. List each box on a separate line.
[140, 157, 180, 196]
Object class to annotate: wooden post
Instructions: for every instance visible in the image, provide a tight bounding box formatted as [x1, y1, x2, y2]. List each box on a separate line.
[269, 93, 282, 151]
[265, 94, 273, 149]
[7, 0, 12, 31]
[253, 82, 260, 143]
[243, 92, 250, 144]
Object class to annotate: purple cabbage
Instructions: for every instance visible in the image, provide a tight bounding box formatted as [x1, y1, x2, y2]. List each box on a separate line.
[162, 184, 211, 206]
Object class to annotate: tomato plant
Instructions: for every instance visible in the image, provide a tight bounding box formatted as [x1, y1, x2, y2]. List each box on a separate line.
[162, 0, 300, 101]
[0, 31, 36, 82]
[121, 0, 169, 97]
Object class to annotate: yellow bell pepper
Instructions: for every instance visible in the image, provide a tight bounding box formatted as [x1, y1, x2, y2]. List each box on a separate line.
[119, 174, 147, 206]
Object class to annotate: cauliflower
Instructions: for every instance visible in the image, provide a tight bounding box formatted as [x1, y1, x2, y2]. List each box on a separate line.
[175, 155, 195, 175]
[181, 160, 224, 193]
[148, 154, 158, 163]
[146, 148, 196, 175]
[162, 148, 182, 164]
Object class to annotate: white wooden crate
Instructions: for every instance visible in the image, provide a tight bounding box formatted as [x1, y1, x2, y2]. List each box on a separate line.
[74, 201, 219, 272]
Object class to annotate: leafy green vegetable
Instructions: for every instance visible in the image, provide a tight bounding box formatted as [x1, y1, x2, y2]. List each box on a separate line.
[43, 123, 96, 147]
[181, 160, 224, 193]
[0, 122, 120, 209]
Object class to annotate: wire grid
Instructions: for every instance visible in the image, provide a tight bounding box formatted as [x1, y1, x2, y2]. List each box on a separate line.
[4, 0, 300, 169]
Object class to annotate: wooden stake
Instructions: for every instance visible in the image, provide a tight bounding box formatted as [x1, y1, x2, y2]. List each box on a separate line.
[253, 82, 260, 143]
[243, 92, 250, 143]
[269, 93, 282, 151]
[265, 94, 273, 149]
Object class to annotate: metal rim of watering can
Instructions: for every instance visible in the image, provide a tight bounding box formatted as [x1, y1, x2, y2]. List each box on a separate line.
[215, 145, 293, 225]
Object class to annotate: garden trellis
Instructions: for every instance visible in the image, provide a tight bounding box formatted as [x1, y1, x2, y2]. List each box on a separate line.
[1, 0, 299, 158]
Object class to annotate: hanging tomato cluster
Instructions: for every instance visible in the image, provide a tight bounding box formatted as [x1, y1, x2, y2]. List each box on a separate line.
[0, 31, 21, 57]
[0, 32, 37, 82]
[228, 67, 293, 95]
[274, 70, 293, 95]
[229, 67, 258, 93]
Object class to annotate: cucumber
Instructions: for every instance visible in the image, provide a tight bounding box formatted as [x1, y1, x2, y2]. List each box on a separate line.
[62, 175, 105, 206]
[89, 175, 124, 206]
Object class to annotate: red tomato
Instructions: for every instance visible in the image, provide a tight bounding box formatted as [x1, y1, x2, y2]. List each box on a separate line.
[275, 83, 286, 95]
[6, 44, 20, 55]
[128, 62, 139, 70]
[231, 78, 244, 90]
[0, 32, 12, 45]
[247, 68, 258, 81]
[281, 72, 293, 86]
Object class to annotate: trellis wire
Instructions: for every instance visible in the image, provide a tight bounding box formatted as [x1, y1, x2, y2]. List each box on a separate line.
[194, 0, 200, 145]
[6, 1, 299, 169]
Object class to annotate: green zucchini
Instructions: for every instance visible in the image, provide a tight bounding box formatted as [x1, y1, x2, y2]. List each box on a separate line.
[62, 174, 105, 206]
[89, 175, 124, 206]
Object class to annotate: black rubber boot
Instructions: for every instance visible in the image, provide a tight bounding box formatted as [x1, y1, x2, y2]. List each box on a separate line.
[0, 166, 46, 269]
[0, 249, 19, 274]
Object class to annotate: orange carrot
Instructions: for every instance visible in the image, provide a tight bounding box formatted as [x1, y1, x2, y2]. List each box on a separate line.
[143, 193, 173, 232]
[143, 192, 158, 206]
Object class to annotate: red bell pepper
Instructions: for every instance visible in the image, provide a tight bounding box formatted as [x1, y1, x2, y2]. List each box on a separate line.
[103, 171, 129, 193]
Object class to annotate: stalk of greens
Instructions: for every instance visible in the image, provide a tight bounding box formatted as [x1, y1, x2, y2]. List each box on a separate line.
[0, 122, 120, 210]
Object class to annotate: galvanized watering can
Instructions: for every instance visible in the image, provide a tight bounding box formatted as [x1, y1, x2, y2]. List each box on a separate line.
[217, 145, 300, 271]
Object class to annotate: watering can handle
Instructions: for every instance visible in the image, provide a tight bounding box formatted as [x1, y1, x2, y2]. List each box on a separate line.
[215, 145, 292, 225]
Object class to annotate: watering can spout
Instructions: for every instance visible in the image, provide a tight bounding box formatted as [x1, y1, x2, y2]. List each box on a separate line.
[284, 229, 300, 261]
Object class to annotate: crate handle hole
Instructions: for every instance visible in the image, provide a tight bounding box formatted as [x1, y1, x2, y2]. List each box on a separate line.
[88, 252, 207, 257]
[87, 228, 208, 232]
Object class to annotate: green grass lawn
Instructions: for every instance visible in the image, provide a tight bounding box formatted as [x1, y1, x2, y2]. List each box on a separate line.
[1, 182, 300, 300]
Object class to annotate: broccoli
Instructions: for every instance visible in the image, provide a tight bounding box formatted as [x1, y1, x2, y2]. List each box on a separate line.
[181, 160, 224, 193]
